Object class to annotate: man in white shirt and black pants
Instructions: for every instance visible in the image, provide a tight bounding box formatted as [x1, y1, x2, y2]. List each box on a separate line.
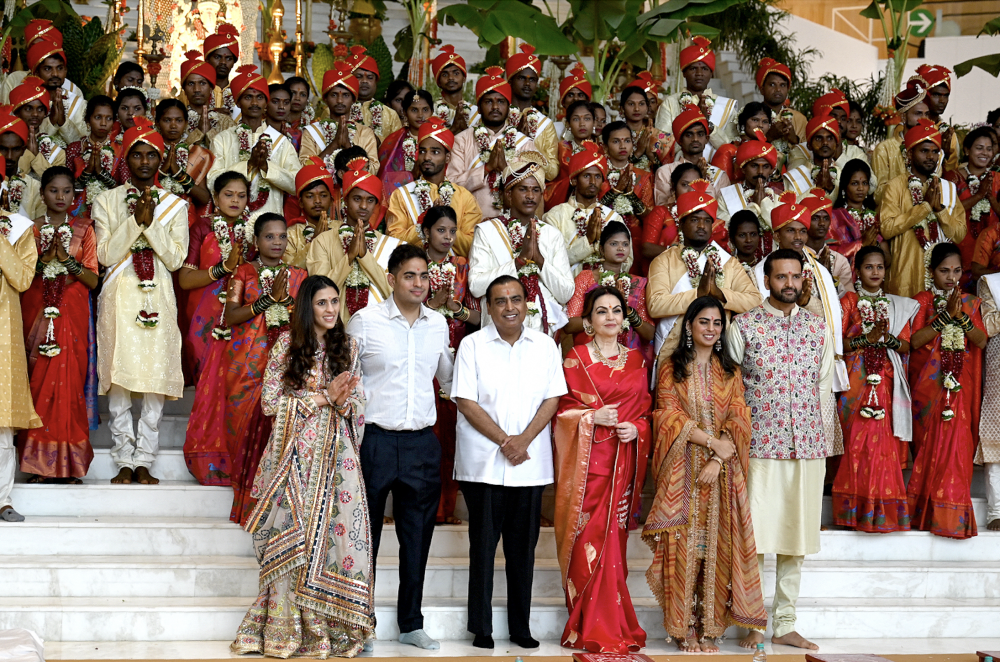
[452, 274, 568, 650]
[347, 243, 454, 651]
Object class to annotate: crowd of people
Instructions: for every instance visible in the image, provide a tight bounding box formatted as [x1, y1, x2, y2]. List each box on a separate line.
[1, 18, 1000, 658]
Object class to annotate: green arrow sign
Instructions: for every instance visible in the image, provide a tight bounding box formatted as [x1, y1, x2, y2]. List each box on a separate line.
[910, 8, 936, 38]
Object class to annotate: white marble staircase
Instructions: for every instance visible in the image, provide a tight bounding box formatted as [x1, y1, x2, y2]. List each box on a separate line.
[2, 389, 999, 644]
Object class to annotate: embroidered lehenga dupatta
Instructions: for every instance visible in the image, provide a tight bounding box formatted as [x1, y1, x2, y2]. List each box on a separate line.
[232, 332, 374, 659]
[553, 346, 651, 653]
[643, 357, 766, 641]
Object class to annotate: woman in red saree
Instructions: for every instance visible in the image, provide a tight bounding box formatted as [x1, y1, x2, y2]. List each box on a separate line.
[833, 247, 916, 532]
[180, 172, 252, 485]
[644, 296, 766, 652]
[66, 96, 122, 216]
[908, 243, 986, 539]
[553, 286, 651, 653]
[376, 89, 432, 194]
[19, 167, 99, 482]
[224, 214, 307, 524]
[831, 159, 884, 267]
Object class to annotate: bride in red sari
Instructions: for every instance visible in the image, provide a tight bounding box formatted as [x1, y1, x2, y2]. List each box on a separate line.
[553, 286, 651, 653]
[376, 89, 432, 194]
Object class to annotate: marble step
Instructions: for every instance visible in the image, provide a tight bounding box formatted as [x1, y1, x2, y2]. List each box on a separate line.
[3, 595, 999, 642]
[4, 554, 1000, 601]
[11, 483, 235, 518]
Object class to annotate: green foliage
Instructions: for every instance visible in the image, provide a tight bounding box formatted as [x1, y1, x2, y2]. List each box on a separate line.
[392, 24, 413, 64]
[954, 14, 1000, 78]
[791, 73, 888, 146]
[78, 31, 123, 100]
[468, 44, 503, 75]
[437, 0, 577, 55]
[309, 43, 336, 98]
[637, 0, 745, 41]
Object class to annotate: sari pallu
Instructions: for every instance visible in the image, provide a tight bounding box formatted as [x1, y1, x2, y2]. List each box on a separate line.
[552, 346, 651, 653]
[377, 128, 417, 193]
[18, 217, 98, 478]
[642, 358, 766, 641]
[944, 169, 1000, 289]
[907, 290, 983, 539]
[226, 262, 308, 525]
[828, 208, 867, 266]
[232, 332, 374, 659]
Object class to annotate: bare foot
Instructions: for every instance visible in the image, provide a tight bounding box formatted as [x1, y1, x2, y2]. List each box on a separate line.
[133, 467, 159, 485]
[988, 518, 1000, 531]
[701, 638, 720, 653]
[772, 631, 819, 650]
[383, 516, 394, 524]
[111, 468, 133, 484]
[739, 630, 764, 649]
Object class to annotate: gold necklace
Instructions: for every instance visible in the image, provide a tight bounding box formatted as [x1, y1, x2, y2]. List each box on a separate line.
[592, 339, 627, 369]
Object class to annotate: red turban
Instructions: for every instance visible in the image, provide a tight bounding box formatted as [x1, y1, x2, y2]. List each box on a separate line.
[628, 71, 658, 95]
[559, 64, 592, 101]
[25, 19, 59, 47]
[296, 156, 335, 196]
[916, 64, 951, 91]
[10, 77, 50, 113]
[505, 44, 541, 78]
[755, 57, 791, 89]
[349, 45, 379, 77]
[905, 118, 942, 150]
[475, 66, 511, 103]
[417, 116, 454, 152]
[122, 117, 164, 157]
[802, 187, 833, 216]
[342, 156, 383, 202]
[204, 24, 240, 59]
[672, 104, 709, 139]
[736, 138, 777, 169]
[431, 46, 466, 79]
[771, 190, 810, 231]
[27, 37, 64, 72]
[677, 179, 718, 221]
[812, 89, 849, 117]
[806, 112, 841, 142]
[0, 112, 29, 144]
[230, 65, 269, 103]
[568, 140, 607, 179]
[181, 51, 218, 87]
[322, 61, 360, 98]
[680, 36, 715, 72]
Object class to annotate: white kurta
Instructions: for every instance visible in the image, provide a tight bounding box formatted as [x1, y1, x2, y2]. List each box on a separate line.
[542, 197, 627, 274]
[0, 75, 87, 144]
[207, 124, 300, 217]
[93, 186, 189, 398]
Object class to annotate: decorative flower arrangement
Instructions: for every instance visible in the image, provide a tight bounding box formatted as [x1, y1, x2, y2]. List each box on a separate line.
[3, 175, 26, 213]
[678, 91, 715, 121]
[125, 185, 162, 329]
[258, 264, 290, 345]
[428, 258, 457, 317]
[37, 219, 74, 357]
[681, 245, 724, 289]
[909, 175, 940, 251]
[434, 99, 473, 129]
[475, 125, 519, 209]
[412, 179, 455, 240]
[187, 109, 219, 135]
[856, 292, 891, 419]
[571, 207, 590, 239]
[161, 143, 191, 195]
[339, 224, 377, 316]
[401, 133, 417, 172]
[934, 289, 966, 421]
[507, 106, 542, 138]
[810, 163, 838, 189]
[847, 207, 878, 233]
[503, 214, 548, 330]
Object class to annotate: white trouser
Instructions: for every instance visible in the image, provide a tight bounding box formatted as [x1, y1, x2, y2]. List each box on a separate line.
[987, 463, 1000, 523]
[0, 428, 14, 509]
[108, 385, 165, 470]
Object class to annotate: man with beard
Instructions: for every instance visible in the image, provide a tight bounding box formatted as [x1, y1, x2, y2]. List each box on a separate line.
[654, 104, 731, 206]
[299, 61, 380, 173]
[880, 119, 966, 297]
[716, 136, 782, 253]
[448, 68, 537, 219]
[646, 179, 760, 358]
[542, 141, 627, 274]
[431, 46, 478, 134]
[204, 24, 241, 118]
[916, 64, 959, 173]
[784, 112, 872, 201]
[386, 117, 482, 256]
[348, 45, 402, 143]
[727, 247, 831, 653]
[180, 51, 235, 143]
[872, 78, 936, 203]
[505, 44, 559, 183]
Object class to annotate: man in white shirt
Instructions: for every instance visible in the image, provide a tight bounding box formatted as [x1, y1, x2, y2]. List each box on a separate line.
[452, 275, 568, 651]
[346, 243, 454, 652]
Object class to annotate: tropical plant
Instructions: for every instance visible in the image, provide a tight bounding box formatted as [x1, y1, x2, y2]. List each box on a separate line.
[861, 0, 922, 100]
[791, 73, 888, 146]
[954, 15, 1000, 78]
[437, 0, 576, 56]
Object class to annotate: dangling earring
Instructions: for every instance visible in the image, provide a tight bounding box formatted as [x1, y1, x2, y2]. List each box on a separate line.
[584, 322, 595, 336]
[715, 338, 722, 352]
[686, 333, 693, 349]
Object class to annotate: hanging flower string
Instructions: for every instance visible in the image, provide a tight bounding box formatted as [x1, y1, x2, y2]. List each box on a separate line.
[475, 125, 518, 209]
[257, 263, 291, 346]
[339, 224, 377, 316]
[856, 292, 890, 419]
[126, 186, 162, 329]
[428, 257, 457, 319]
[682, 245, 725, 289]
[413, 179, 456, 241]
[38, 218, 74, 357]
[504, 214, 548, 331]
[209, 213, 253, 340]
[909, 175, 940, 251]
[933, 288, 965, 422]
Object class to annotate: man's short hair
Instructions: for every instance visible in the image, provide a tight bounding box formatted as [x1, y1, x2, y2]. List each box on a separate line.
[763, 248, 804, 277]
[387, 243, 428, 276]
[485, 275, 526, 302]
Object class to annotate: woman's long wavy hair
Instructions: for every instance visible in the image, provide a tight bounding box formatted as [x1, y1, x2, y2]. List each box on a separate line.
[282, 275, 353, 390]
[669, 295, 738, 383]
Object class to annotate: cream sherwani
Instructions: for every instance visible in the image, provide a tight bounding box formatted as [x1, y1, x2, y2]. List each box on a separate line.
[785, 142, 874, 202]
[646, 241, 761, 359]
[281, 221, 322, 270]
[509, 108, 560, 182]
[207, 124, 300, 217]
[446, 126, 536, 220]
[18, 134, 66, 177]
[716, 182, 780, 228]
[542, 196, 626, 274]
[467, 217, 574, 337]
[1, 174, 45, 219]
[93, 186, 189, 398]
[386, 179, 482, 257]
[872, 126, 946, 204]
[879, 173, 966, 298]
[0, 75, 86, 144]
[299, 120, 380, 173]
[653, 158, 731, 206]
[655, 88, 739, 150]
[352, 99, 402, 143]
[305, 225, 400, 323]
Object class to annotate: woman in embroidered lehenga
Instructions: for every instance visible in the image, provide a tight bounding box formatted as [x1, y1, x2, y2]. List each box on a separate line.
[644, 296, 766, 652]
[553, 286, 652, 653]
[223, 213, 308, 524]
[231, 274, 374, 658]
[376, 89, 432, 194]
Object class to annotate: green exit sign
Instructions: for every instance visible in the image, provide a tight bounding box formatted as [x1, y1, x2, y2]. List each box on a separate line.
[910, 8, 936, 37]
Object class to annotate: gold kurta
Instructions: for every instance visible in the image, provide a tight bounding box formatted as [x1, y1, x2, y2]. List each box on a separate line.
[93, 186, 189, 398]
[0, 217, 42, 429]
[305, 226, 393, 323]
[1, 174, 45, 220]
[871, 126, 951, 204]
[385, 179, 483, 257]
[18, 137, 66, 178]
[207, 124, 300, 217]
[281, 221, 320, 270]
[879, 173, 967, 298]
[299, 121, 380, 173]
[355, 99, 402, 144]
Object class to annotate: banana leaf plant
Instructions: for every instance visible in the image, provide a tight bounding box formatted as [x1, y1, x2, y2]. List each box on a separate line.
[436, 0, 577, 55]
[954, 15, 1000, 77]
[859, 0, 923, 95]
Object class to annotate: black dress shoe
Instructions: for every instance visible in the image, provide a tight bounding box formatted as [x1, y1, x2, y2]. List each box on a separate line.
[472, 634, 494, 649]
[510, 635, 539, 649]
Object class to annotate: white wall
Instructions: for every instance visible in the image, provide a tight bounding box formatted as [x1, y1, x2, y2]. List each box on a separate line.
[784, 13, 881, 83]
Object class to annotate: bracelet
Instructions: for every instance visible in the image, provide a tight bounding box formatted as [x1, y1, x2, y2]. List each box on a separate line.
[35, 258, 44, 273]
[209, 263, 230, 281]
[884, 334, 902, 351]
[334, 400, 350, 416]
[956, 313, 975, 332]
[849, 335, 869, 350]
[251, 295, 274, 315]
[626, 306, 642, 328]
[930, 313, 950, 332]
[455, 305, 470, 322]
[61, 257, 83, 275]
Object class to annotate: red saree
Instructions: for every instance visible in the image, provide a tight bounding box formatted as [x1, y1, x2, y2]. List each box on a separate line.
[18, 217, 98, 478]
[552, 346, 651, 653]
[565, 269, 653, 364]
[907, 290, 982, 539]
[832, 292, 911, 532]
[643, 357, 766, 642]
[828, 208, 867, 266]
[225, 262, 307, 524]
[944, 169, 1000, 289]
[377, 128, 417, 194]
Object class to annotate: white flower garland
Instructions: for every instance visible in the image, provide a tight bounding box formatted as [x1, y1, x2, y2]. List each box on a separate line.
[681, 244, 724, 289]
[434, 99, 473, 129]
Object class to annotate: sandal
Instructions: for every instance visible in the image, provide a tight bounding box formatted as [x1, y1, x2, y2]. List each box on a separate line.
[26, 475, 49, 484]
